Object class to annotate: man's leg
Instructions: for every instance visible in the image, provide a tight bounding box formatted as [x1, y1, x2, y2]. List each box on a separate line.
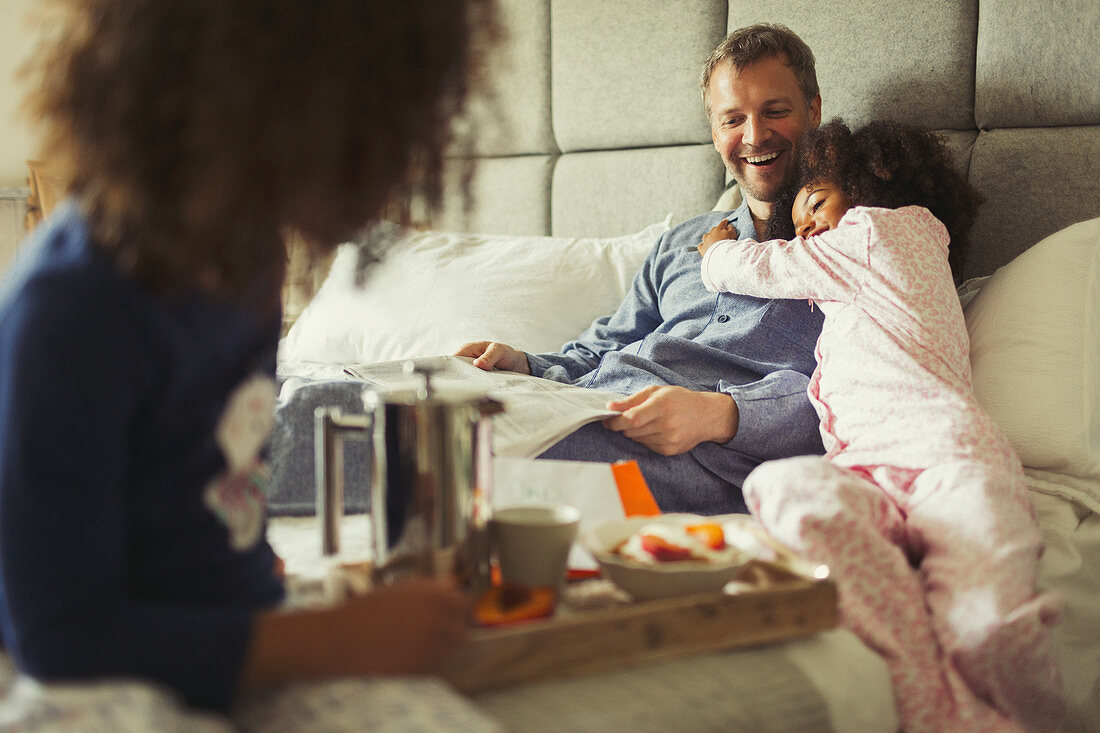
[538, 422, 748, 514]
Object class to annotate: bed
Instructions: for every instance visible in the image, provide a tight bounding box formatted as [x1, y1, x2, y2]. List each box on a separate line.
[271, 1, 1100, 730]
[4, 0, 1098, 730]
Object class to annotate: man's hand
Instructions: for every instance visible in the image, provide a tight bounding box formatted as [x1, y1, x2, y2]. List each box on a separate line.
[454, 341, 531, 374]
[602, 386, 739, 455]
[698, 219, 737, 256]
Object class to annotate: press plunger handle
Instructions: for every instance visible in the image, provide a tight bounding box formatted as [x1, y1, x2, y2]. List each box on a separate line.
[315, 406, 370, 556]
[404, 359, 440, 398]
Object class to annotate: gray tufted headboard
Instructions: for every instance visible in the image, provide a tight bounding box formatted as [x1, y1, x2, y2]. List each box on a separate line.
[433, 0, 1100, 282]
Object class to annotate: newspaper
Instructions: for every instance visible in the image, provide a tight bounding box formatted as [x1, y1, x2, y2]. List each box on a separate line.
[342, 355, 624, 458]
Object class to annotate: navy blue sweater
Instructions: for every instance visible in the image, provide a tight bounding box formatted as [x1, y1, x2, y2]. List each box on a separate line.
[0, 202, 285, 710]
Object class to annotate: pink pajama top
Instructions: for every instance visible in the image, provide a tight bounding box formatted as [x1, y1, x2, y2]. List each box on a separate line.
[701, 205, 1005, 471]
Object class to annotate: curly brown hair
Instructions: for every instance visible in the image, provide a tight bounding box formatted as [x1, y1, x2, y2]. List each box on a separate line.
[765, 118, 982, 281]
[22, 0, 496, 300]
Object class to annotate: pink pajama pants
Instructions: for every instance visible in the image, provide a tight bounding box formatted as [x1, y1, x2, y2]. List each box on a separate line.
[743, 456, 1063, 732]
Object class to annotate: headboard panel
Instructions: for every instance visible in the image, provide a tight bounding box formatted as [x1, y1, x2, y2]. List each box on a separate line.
[975, 0, 1100, 129]
[549, 1, 723, 153]
[968, 128, 1100, 278]
[967, 0, 1100, 278]
[428, 0, 1099, 281]
[738, 0, 979, 131]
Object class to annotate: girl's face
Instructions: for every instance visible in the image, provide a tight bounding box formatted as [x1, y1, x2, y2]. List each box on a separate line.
[792, 182, 853, 238]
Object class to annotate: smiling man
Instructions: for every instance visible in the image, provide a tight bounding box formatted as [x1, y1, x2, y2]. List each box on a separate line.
[703, 27, 822, 235]
[458, 24, 827, 516]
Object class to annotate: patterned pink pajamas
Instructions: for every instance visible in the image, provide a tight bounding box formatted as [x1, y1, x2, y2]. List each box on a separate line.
[701, 206, 1063, 731]
[745, 456, 1060, 731]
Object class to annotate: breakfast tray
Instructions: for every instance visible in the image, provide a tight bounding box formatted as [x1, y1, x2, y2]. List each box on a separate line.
[438, 560, 837, 694]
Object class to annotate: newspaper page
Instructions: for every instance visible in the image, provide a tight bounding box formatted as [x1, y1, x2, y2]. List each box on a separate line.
[342, 355, 624, 458]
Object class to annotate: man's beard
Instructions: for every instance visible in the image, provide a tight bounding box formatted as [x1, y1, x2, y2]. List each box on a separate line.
[729, 163, 795, 204]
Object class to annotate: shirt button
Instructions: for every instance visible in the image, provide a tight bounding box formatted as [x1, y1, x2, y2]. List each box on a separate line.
[716, 314, 730, 323]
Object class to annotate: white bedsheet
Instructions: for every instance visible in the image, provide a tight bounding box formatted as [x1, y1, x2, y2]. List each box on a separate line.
[263, 494, 1100, 731]
[266, 514, 899, 733]
[3, 490, 1096, 732]
[1032, 492, 1100, 732]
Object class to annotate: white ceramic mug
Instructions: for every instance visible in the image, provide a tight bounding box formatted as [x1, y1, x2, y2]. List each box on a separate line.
[491, 503, 581, 592]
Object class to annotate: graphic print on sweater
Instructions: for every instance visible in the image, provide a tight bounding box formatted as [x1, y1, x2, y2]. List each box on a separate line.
[203, 373, 277, 551]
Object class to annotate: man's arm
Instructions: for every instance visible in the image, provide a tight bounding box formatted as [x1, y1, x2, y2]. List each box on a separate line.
[600, 367, 822, 463]
[720, 368, 823, 461]
[456, 229, 669, 380]
[602, 386, 737, 455]
[523, 231, 669, 381]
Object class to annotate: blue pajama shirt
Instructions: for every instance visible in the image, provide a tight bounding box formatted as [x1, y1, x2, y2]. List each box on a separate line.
[533, 202, 826, 514]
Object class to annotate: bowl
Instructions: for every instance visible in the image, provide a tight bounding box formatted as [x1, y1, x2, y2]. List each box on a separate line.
[582, 514, 764, 600]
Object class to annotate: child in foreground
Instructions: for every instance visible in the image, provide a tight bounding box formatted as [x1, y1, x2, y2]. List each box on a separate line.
[698, 119, 1063, 732]
[0, 0, 493, 716]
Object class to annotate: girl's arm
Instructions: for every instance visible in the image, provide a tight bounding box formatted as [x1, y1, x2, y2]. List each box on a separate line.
[239, 579, 470, 688]
[700, 224, 869, 303]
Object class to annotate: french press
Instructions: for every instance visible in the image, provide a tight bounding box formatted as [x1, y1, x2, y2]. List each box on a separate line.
[315, 361, 503, 593]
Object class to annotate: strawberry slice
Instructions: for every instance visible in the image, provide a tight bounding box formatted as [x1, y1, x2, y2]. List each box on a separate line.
[686, 523, 726, 550]
[640, 533, 693, 561]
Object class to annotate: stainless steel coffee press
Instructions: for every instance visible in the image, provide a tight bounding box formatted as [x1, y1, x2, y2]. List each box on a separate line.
[315, 361, 502, 593]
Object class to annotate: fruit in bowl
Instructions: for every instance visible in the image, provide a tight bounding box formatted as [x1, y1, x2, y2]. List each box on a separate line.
[584, 514, 763, 600]
[616, 520, 745, 564]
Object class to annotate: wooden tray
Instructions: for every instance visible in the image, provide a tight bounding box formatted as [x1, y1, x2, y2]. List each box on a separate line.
[439, 562, 837, 694]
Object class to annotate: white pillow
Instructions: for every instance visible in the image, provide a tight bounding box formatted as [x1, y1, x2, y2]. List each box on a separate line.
[711, 183, 743, 212]
[964, 217, 1100, 512]
[279, 219, 670, 365]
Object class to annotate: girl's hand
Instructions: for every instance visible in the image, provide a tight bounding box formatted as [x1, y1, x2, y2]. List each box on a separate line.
[698, 220, 737, 256]
[241, 578, 471, 686]
[330, 578, 471, 675]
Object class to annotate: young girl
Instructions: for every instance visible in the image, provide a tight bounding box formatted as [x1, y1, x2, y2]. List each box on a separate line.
[0, 0, 493, 717]
[698, 120, 1062, 732]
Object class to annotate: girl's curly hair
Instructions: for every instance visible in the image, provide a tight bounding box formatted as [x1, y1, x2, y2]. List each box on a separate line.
[765, 118, 982, 282]
[22, 0, 496, 300]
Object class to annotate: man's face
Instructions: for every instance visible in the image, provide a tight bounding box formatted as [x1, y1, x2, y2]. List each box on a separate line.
[708, 55, 821, 212]
[792, 181, 853, 238]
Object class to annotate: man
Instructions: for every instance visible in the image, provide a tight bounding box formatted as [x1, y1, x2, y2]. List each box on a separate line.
[457, 24, 824, 514]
